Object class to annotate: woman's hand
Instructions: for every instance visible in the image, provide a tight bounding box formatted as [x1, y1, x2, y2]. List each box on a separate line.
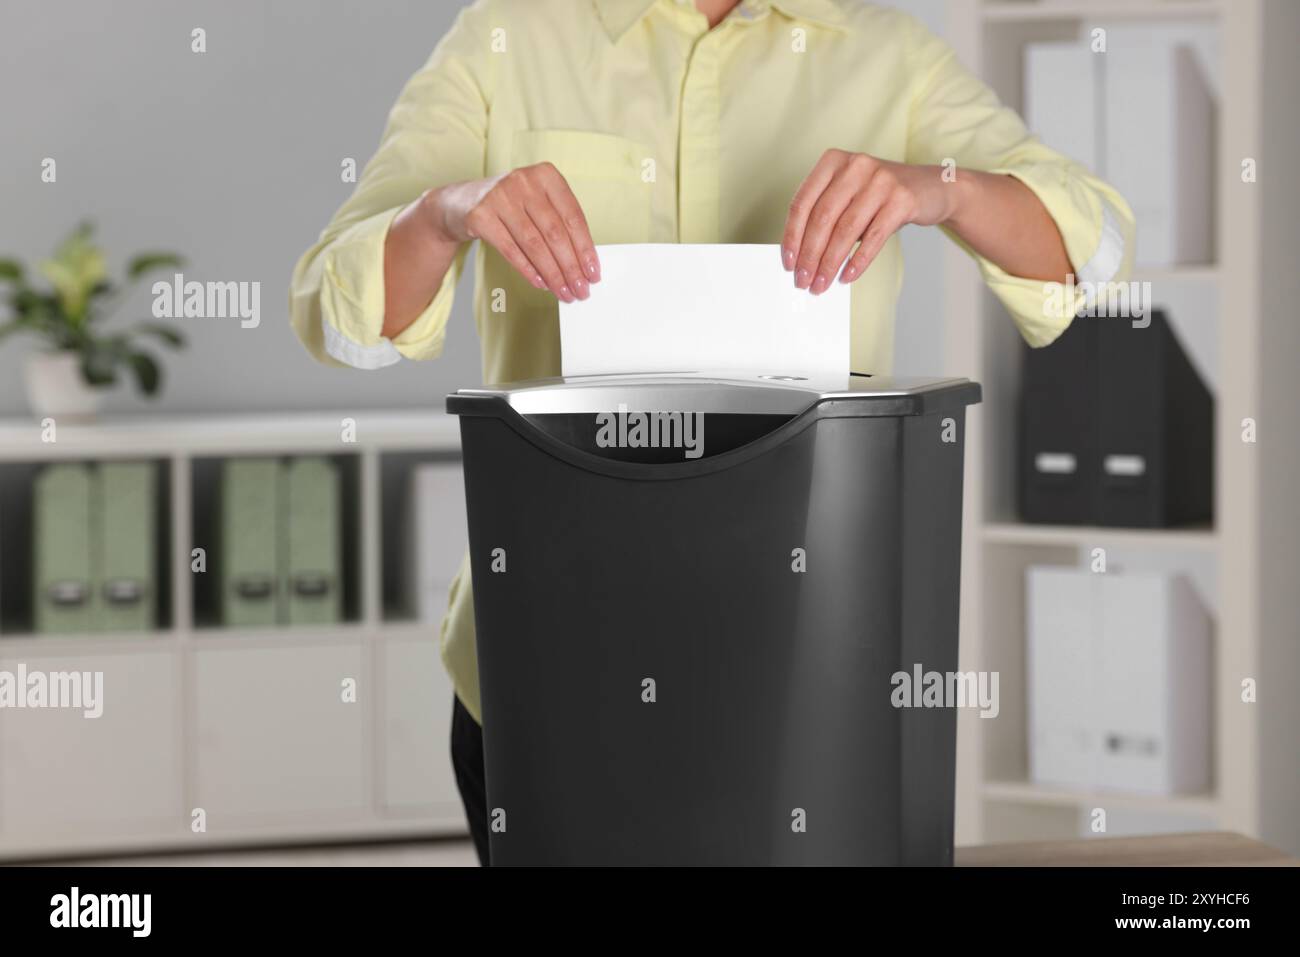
[424, 164, 600, 303]
[382, 162, 599, 340]
[784, 150, 958, 293]
[782, 148, 1072, 293]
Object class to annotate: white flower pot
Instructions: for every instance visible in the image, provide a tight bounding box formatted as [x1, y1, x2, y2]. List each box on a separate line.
[23, 351, 105, 421]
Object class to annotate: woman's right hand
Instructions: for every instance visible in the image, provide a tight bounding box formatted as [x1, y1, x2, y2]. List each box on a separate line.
[423, 164, 601, 303]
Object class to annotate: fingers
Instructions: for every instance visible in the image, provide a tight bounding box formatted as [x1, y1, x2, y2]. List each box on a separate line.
[493, 197, 574, 300]
[782, 149, 844, 273]
[840, 197, 912, 285]
[815, 174, 894, 288]
[470, 162, 600, 303]
[784, 151, 918, 294]
[514, 166, 589, 302]
[793, 170, 862, 292]
[523, 197, 590, 302]
[539, 169, 601, 285]
[464, 208, 547, 291]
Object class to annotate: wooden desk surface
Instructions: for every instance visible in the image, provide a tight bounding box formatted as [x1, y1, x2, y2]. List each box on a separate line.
[956, 832, 1296, 867]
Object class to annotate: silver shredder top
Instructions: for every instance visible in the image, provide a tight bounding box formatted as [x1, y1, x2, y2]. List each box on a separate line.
[450, 372, 979, 417]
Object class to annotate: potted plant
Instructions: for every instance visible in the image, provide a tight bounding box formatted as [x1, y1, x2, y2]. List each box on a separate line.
[0, 223, 185, 419]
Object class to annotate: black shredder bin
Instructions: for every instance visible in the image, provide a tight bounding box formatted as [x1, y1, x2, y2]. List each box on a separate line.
[447, 372, 981, 865]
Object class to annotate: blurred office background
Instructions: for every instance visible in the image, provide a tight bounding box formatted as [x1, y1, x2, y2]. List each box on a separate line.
[0, 0, 1297, 864]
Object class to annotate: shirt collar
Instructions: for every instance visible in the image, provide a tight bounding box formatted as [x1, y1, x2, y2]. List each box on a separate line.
[594, 0, 847, 42]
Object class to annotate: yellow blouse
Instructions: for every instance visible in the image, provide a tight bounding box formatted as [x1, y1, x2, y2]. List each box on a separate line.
[290, 0, 1134, 722]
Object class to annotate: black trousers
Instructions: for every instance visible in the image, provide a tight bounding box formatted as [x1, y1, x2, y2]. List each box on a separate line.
[450, 695, 490, 866]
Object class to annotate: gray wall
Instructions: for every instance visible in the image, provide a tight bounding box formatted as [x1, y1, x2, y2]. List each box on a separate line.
[885, 0, 947, 378]
[0, 0, 945, 416]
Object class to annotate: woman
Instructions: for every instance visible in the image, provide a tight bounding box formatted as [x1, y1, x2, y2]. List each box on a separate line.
[290, 0, 1133, 865]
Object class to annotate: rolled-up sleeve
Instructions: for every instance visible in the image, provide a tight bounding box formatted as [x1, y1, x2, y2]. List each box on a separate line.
[289, 0, 493, 368]
[902, 18, 1135, 347]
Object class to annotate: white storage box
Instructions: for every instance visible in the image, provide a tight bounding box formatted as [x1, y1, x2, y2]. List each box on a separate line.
[1025, 42, 1102, 173]
[1023, 30, 1215, 268]
[400, 462, 469, 624]
[1027, 567, 1211, 795]
[1103, 33, 1215, 267]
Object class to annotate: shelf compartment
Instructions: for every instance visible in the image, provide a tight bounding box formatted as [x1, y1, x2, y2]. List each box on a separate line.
[378, 451, 466, 626]
[380, 632, 464, 819]
[0, 458, 174, 637]
[192, 641, 366, 819]
[978, 543, 1079, 785]
[0, 647, 184, 844]
[189, 454, 364, 631]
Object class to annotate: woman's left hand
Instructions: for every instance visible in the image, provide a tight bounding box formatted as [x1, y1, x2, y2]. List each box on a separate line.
[782, 149, 959, 293]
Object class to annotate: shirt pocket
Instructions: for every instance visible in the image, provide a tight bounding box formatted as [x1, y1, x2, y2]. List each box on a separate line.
[511, 129, 652, 246]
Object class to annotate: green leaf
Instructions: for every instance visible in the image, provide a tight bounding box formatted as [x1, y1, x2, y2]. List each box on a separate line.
[132, 321, 185, 348]
[79, 347, 118, 387]
[100, 333, 132, 355]
[40, 225, 108, 325]
[126, 253, 184, 279]
[13, 288, 57, 311]
[0, 259, 25, 283]
[7, 291, 61, 340]
[129, 351, 161, 396]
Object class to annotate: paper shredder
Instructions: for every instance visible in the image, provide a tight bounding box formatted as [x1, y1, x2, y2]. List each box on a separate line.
[448, 372, 981, 865]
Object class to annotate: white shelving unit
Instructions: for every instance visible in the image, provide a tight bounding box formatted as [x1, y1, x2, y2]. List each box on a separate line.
[945, 0, 1300, 852]
[0, 411, 468, 860]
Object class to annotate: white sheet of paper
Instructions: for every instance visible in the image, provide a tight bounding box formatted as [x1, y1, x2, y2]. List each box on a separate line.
[558, 244, 850, 379]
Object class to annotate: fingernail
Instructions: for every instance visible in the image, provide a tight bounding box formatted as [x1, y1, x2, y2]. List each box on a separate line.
[840, 264, 857, 283]
[810, 274, 829, 295]
[782, 248, 795, 271]
[586, 257, 601, 282]
[795, 268, 811, 289]
[574, 278, 589, 299]
[560, 285, 574, 302]
[532, 273, 546, 289]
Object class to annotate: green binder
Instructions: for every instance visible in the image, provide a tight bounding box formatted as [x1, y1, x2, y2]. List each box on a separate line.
[95, 461, 157, 632]
[219, 458, 281, 627]
[284, 457, 341, 625]
[33, 463, 94, 634]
